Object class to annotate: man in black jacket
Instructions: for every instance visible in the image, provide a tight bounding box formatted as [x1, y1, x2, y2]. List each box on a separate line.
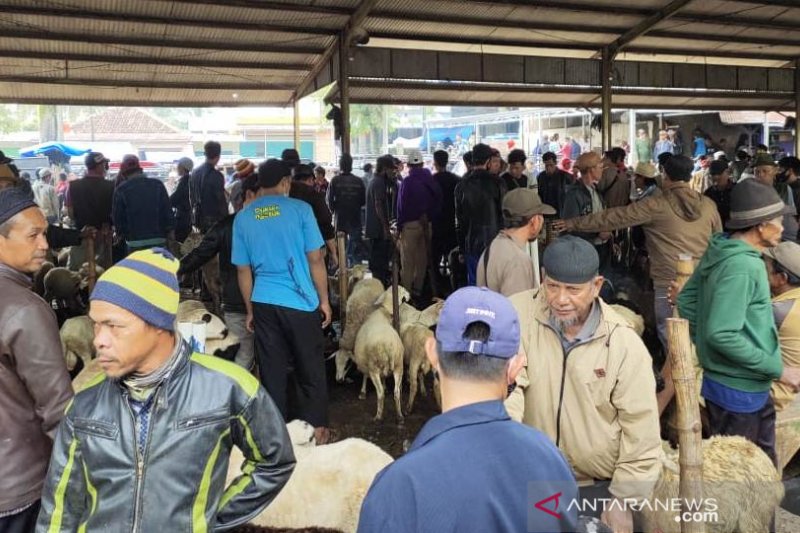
[170, 157, 194, 243]
[327, 153, 365, 266]
[179, 174, 260, 369]
[432, 150, 460, 295]
[365, 155, 398, 285]
[454, 143, 503, 286]
[190, 141, 227, 233]
[501, 148, 528, 191]
[291, 164, 337, 268]
[536, 151, 573, 218]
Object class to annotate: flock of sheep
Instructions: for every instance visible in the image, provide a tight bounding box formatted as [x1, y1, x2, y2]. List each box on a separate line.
[53, 262, 786, 532]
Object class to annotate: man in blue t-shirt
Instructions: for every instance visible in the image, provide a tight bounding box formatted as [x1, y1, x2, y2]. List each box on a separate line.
[358, 287, 578, 533]
[232, 158, 334, 443]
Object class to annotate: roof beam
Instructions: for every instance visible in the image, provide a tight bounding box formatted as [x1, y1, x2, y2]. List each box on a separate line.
[140, 0, 351, 16]
[0, 50, 312, 71]
[0, 96, 294, 107]
[0, 28, 326, 55]
[725, 0, 800, 7]
[0, 75, 295, 91]
[294, 0, 380, 100]
[0, 4, 337, 36]
[607, 0, 693, 57]
[647, 29, 800, 47]
[673, 12, 800, 32]
[476, 0, 652, 16]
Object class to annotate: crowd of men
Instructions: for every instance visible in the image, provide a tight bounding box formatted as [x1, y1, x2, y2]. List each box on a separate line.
[3, 130, 800, 532]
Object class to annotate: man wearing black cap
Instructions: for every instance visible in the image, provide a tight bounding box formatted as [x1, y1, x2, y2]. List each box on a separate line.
[291, 163, 337, 268]
[327, 153, 365, 267]
[0, 186, 72, 532]
[365, 154, 398, 285]
[359, 287, 578, 533]
[233, 159, 334, 443]
[506, 236, 661, 533]
[66, 151, 114, 269]
[455, 143, 504, 286]
[190, 140, 227, 233]
[477, 189, 553, 297]
[678, 179, 800, 464]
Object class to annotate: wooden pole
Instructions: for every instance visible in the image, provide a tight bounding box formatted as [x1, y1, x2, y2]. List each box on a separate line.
[673, 254, 694, 318]
[337, 231, 348, 325]
[660, 254, 695, 414]
[667, 317, 705, 533]
[86, 234, 97, 294]
[391, 239, 400, 333]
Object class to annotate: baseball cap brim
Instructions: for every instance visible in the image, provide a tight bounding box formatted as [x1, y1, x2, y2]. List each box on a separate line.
[764, 244, 800, 279]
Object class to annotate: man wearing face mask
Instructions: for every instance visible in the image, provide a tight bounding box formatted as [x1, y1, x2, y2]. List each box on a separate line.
[505, 236, 661, 533]
[476, 189, 554, 296]
[678, 179, 800, 465]
[233, 159, 334, 444]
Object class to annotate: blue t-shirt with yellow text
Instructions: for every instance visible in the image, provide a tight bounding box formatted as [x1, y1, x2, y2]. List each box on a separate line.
[232, 195, 324, 312]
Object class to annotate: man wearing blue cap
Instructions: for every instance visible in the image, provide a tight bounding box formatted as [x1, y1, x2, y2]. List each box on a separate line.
[358, 287, 577, 533]
[506, 236, 660, 533]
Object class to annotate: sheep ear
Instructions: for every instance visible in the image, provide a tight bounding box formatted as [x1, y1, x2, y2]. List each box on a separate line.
[374, 293, 386, 306]
[202, 313, 212, 323]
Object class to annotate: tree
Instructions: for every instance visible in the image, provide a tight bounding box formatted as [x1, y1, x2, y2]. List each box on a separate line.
[349, 104, 399, 154]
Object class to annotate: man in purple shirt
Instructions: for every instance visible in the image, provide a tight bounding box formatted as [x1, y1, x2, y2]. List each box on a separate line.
[397, 150, 442, 300]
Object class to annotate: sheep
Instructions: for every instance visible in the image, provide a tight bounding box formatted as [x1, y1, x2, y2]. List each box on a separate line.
[226, 420, 393, 533]
[353, 287, 408, 423]
[44, 267, 81, 301]
[177, 300, 241, 360]
[60, 316, 95, 372]
[640, 436, 783, 533]
[608, 303, 645, 337]
[338, 278, 384, 352]
[72, 357, 103, 392]
[33, 261, 55, 297]
[400, 300, 445, 413]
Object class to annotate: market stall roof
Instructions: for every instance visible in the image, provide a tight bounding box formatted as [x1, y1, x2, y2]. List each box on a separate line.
[0, 0, 797, 108]
[19, 142, 89, 158]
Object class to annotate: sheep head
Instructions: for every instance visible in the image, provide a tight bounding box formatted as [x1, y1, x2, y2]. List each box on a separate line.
[286, 419, 316, 447]
[334, 349, 353, 382]
[374, 286, 410, 313]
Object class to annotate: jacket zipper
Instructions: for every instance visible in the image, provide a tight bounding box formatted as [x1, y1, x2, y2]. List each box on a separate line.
[124, 389, 160, 533]
[555, 346, 569, 448]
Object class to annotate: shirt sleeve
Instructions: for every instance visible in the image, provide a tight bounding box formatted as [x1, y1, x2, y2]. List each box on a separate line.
[231, 213, 250, 266]
[302, 202, 325, 253]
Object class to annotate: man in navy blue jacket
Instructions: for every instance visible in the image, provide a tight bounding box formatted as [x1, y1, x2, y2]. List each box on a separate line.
[358, 287, 578, 533]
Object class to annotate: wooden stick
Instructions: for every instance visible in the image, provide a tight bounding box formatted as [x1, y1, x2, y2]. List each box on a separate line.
[86, 233, 97, 294]
[337, 231, 348, 326]
[672, 254, 694, 318]
[667, 317, 705, 533]
[392, 238, 400, 333]
[660, 255, 696, 414]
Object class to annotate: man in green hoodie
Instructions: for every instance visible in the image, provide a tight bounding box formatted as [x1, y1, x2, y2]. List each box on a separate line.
[678, 179, 800, 464]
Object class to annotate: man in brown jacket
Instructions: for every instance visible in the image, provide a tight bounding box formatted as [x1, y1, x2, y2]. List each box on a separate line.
[555, 155, 722, 413]
[0, 185, 73, 532]
[505, 236, 660, 533]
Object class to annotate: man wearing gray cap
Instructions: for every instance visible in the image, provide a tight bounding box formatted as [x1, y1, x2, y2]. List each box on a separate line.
[476, 188, 554, 297]
[678, 179, 800, 464]
[764, 241, 800, 412]
[506, 235, 660, 533]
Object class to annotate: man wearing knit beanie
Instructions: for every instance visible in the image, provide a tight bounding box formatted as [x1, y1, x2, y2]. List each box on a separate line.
[0, 186, 73, 531]
[38, 247, 295, 531]
[505, 236, 660, 532]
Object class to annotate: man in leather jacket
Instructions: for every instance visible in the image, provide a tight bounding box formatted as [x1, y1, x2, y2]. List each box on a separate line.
[0, 185, 72, 532]
[454, 143, 504, 286]
[38, 248, 294, 532]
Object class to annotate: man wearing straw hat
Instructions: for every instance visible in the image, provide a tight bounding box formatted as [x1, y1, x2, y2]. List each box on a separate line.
[677, 179, 800, 464]
[37, 247, 294, 531]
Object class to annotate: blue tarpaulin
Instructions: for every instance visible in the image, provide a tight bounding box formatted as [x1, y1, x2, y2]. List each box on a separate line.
[427, 126, 475, 145]
[20, 142, 90, 158]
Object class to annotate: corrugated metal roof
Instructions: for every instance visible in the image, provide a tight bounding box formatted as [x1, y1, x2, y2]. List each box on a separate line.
[0, 0, 794, 107]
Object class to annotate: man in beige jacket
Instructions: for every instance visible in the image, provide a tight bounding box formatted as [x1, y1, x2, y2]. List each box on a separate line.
[505, 236, 660, 533]
[554, 155, 721, 413]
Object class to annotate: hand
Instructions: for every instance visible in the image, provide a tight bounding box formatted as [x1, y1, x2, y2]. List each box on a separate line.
[80, 225, 98, 241]
[601, 505, 633, 533]
[666, 280, 682, 307]
[598, 231, 613, 242]
[320, 301, 332, 328]
[780, 367, 800, 392]
[551, 219, 567, 232]
[245, 312, 255, 333]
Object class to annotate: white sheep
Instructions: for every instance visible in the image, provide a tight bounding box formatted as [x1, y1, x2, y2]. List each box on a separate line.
[353, 287, 408, 423]
[400, 300, 445, 413]
[339, 278, 385, 352]
[641, 436, 783, 533]
[60, 316, 95, 372]
[177, 300, 240, 360]
[226, 420, 393, 533]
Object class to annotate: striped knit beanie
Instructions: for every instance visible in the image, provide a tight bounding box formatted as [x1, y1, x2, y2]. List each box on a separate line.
[90, 248, 180, 331]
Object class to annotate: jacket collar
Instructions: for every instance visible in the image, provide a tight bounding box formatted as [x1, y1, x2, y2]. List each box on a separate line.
[774, 286, 800, 303]
[529, 289, 629, 340]
[0, 262, 32, 288]
[410, 400, 509, 451]
[662, 180, 690, 192]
